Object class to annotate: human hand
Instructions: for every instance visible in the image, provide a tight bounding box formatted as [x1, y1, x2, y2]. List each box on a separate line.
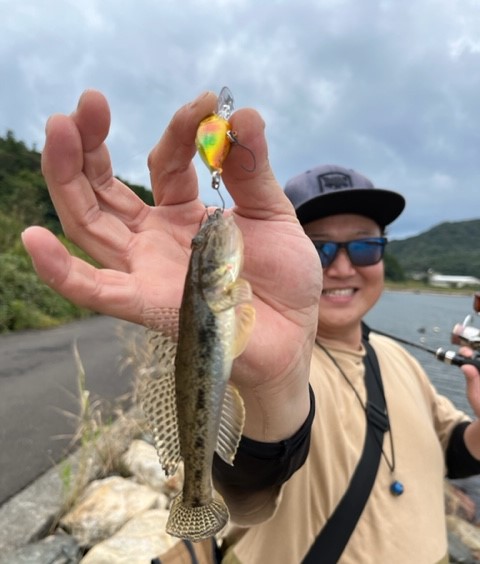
[22, 89, 322, 440]
[460, 347, 480, 417]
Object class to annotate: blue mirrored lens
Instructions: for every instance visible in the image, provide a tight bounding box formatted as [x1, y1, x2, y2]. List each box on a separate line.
[312, 238, 387, 268]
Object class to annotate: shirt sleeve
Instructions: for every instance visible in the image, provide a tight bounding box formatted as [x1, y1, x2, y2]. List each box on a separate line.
[213, 385, 315, 490]
[446, 421, 480, 478]
[212, 385, 315, 526]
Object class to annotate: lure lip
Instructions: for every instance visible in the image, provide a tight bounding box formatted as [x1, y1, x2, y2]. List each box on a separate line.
[216, 86, 235, 120]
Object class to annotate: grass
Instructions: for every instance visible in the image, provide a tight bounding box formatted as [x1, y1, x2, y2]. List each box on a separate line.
[53, 338, 147, 522]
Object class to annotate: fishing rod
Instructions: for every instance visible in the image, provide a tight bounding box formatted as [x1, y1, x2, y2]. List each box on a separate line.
[371, 292, 480, 372]
[370, 327, 480, 371]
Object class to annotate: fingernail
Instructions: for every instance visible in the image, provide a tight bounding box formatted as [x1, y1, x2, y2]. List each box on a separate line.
[77, 89, 90, 109]
[189, 90, 212, 108]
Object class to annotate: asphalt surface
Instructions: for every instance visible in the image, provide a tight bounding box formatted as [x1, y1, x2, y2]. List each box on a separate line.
[0, 316, 143, 506]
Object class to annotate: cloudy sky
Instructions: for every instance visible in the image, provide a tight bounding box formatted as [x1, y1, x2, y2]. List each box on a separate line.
[2, 0, 480, 239]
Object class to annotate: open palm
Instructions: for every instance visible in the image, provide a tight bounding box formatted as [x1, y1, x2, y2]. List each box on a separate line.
[22, 90, 322, 440]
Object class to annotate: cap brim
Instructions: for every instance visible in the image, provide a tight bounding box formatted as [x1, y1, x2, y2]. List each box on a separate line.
[295, 188, 405, 227]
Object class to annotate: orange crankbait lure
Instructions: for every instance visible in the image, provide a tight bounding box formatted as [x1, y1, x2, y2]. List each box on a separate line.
[196, 86, 236, 192]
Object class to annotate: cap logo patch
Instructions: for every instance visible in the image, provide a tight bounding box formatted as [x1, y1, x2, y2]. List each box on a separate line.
[317, 172, 352, 192]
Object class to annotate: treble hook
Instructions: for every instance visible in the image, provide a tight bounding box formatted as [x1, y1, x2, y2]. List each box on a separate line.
[227, 131, 257, 173]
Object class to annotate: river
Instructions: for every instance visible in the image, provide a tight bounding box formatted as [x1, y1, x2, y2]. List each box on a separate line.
[365, 290, 477, 417]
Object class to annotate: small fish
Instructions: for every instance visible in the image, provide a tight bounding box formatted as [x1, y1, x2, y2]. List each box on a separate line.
[196, 86, 236, 191]
[139, 209, 255, 541]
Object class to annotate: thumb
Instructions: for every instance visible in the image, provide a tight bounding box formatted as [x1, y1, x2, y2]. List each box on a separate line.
[463, 363, 480, 416]
[223, 107, 296, 222]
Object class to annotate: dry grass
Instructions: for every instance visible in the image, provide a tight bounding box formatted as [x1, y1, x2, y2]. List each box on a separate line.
[53, 332, 150, 520]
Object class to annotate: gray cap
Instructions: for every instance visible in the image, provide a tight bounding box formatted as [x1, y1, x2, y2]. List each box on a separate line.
[284, 164, 405, 227]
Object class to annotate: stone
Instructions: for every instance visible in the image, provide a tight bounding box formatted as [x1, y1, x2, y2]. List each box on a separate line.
[0, 531, 81, 564]
[123, 440, 168, 492]
[448, 530, 477, 564]
[60, 476, 160, 547]
[447, 514, 480, 560]
[445, 481, 477, 522]
[123, 439, 184, 497]
[450, 476, 480, 523]
[80, 509, 176, 564]
[0, 408, 142, 554]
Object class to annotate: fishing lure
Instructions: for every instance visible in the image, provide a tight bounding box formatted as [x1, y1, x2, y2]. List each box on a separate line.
[196, 87, 242, 193]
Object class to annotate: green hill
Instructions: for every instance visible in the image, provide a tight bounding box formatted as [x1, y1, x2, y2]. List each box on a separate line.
[0, 131, 153, 333]
[388, 220, 480, 278]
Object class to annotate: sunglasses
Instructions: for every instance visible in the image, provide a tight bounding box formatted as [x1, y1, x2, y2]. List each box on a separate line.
[311, 237, 387, 268]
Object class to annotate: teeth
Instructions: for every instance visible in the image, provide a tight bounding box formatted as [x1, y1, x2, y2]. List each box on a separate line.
[323, 288, 354, 297]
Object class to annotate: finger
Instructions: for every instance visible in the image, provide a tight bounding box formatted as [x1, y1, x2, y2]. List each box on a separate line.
[148, 91, 217, 206]
[22, 226, 143, 324]
[41, 93, 144, 269]
[223, 108, 297, 221]
[463, 364, 480, 416]
[72, 91, 151, 228]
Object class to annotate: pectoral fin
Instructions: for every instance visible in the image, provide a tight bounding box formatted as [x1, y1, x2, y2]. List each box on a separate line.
[208, 278, 252, 313]
[215, 383, 245, 465]
[232, 302, 255, 358]
[137, 331, 181, 476]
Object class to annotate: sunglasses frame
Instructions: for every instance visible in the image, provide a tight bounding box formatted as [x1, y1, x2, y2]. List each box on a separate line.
[311, 237, 388, 268]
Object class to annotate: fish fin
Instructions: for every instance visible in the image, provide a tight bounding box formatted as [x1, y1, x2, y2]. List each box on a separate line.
[137, 331, 181, 477]
[141, 307, 180, 342]
[206, 277, 255, 358]
[215, 383, 245, 465]
[232, 302, 256, 358]
[166, 492, 229, 541]
[207, 277, 252, 313]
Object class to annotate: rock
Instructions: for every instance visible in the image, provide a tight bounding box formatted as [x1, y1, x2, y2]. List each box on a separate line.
[80, 509, 175, 564]
[123, 440, 168, 492]
[60, 476, 160, 547]
[123, 439, 184, 497]
[446, 481, 477, 522]
[0, 531, 81, 564]
[447, 514, 480, 560]
[448, 530, 478, 564]
[451, 476, 480, 523]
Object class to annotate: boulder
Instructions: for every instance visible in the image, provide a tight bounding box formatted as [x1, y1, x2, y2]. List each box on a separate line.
[80, 509, 175, 564]
[61, 476, 160, 547]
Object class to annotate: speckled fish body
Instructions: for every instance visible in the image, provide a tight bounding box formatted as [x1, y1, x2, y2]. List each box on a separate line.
[139, 209, 255, 542]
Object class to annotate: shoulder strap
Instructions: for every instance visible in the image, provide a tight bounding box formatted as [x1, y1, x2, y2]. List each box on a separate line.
[302, 332, 388, 564]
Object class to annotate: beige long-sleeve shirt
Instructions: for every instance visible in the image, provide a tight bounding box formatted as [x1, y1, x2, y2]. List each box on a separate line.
[221, 334, 469, 564]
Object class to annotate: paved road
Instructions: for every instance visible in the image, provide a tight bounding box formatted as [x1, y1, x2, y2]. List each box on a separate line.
[0, 316, 143, 506]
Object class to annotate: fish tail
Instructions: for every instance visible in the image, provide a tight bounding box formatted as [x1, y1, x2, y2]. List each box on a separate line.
[166, 493, 229, 542]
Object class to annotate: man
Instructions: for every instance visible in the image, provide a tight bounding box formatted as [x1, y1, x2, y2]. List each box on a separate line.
[215, 164, 480, 563]
[23, 92, 480, 563]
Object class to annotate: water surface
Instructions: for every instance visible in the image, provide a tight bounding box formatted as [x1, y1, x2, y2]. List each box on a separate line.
[365, 291, 477, 416]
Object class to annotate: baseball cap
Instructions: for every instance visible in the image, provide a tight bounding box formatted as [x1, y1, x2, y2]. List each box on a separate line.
[284, 164, 405, 227]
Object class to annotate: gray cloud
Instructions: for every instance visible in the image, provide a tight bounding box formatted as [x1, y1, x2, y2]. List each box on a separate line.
[1, 0, 480, 239]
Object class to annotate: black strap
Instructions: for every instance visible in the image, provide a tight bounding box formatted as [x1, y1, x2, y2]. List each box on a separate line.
[302, 330, 388, 563]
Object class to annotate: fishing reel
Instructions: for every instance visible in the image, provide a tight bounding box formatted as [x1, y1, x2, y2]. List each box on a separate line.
[434, 292, 480, 371]
[450, 292, 480, 351]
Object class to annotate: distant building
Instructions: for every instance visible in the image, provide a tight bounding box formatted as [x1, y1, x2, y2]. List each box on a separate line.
[428, 272, 480, 288]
